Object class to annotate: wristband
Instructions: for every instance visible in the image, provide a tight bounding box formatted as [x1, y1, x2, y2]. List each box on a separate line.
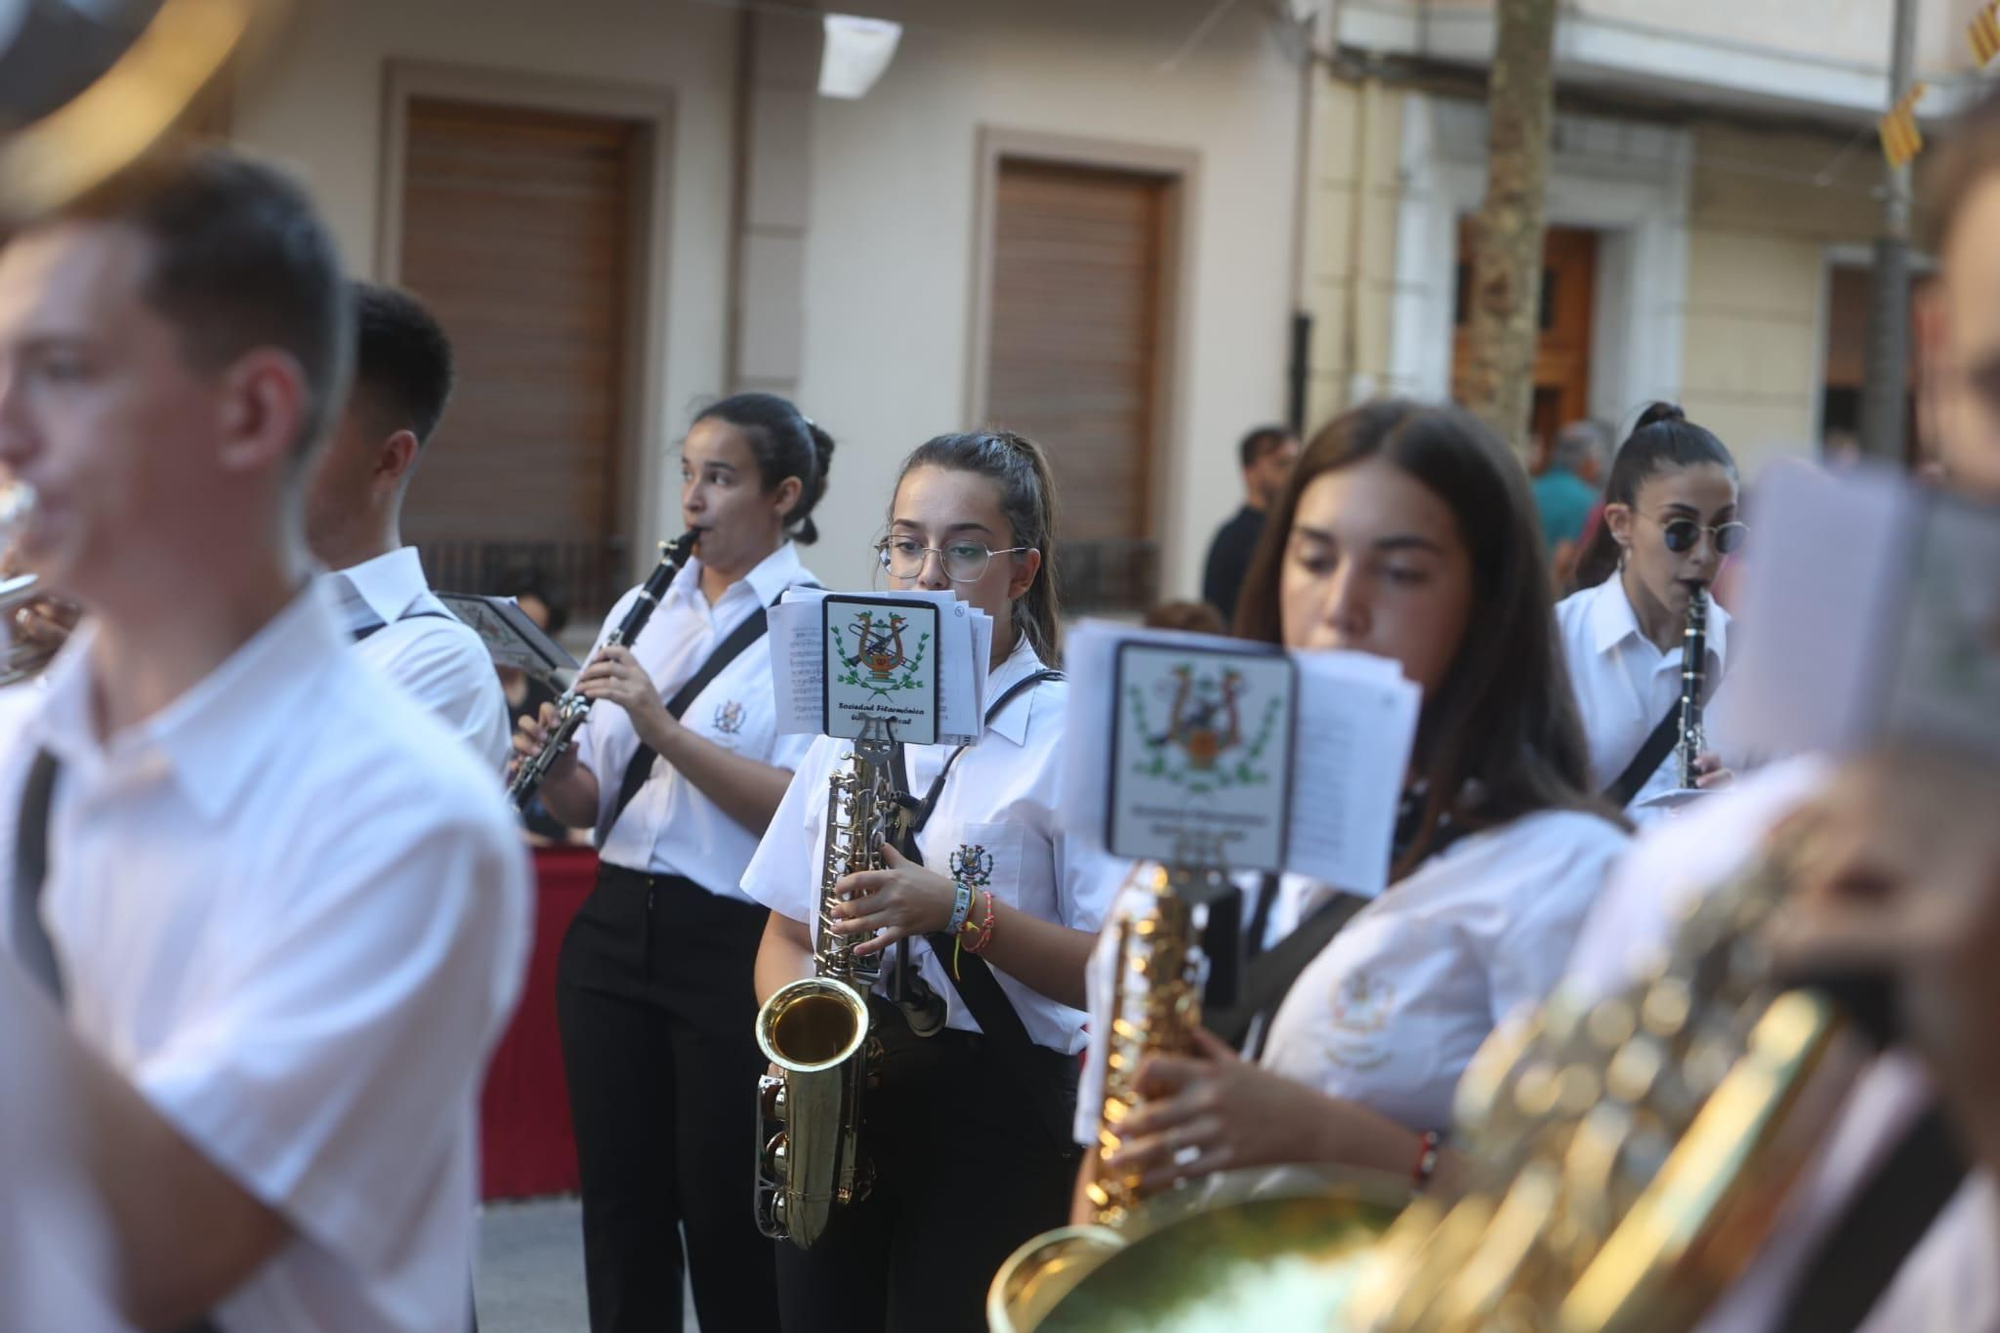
[946, 879, 975, 934]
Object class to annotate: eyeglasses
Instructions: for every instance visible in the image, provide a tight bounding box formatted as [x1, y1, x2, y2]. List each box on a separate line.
[1649, 514, 1749, 555]
[875, 537, 1029, 583]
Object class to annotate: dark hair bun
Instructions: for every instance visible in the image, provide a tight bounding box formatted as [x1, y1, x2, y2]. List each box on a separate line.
[1634, 401, 1687, 430]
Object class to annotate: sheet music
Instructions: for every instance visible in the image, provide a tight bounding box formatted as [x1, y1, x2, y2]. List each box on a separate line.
[769, 587, 989, 743]
[1061, 620, 1420, 894]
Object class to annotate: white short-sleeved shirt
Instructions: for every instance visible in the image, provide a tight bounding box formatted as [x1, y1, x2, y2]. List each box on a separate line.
[741, 636, 1126, 1054]
[0, 961, 122, 1330]
[575, 543, 818, 899]
[1256, 809, 1628, 1132]
[1561, 759, 2000, 1333]
[0, 591, 533, 1333]
[322, 547, 511, 772]
[1556, 576, 1740, 825]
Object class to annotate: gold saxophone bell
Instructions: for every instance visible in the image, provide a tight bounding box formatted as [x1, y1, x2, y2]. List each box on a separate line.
[992, 1166, 1405, 1332]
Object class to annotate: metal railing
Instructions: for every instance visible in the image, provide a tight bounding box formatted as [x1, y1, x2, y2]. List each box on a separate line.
[413, 536, 630, 620]
[1055, 537, 1159, 614]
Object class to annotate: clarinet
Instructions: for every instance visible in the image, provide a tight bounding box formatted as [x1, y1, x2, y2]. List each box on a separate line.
[508, 532, 699, 810]
[1676, 583, 1710, 789]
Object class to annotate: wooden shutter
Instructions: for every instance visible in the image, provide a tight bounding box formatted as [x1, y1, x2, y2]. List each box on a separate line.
[397, 96, 641, 614]
[987, 159, 1167, 611]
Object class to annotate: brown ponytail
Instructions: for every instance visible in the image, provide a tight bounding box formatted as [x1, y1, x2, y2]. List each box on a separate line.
[893, 430, 1064, 664]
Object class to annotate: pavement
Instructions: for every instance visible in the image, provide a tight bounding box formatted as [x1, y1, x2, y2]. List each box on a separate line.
[475, 1197, 700, 1332]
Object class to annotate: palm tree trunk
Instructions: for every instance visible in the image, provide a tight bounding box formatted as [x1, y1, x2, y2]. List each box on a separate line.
[1463, 0, 1559, 457]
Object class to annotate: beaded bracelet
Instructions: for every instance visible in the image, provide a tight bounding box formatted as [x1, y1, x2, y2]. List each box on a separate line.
[1411, 1129, 1443, 1194]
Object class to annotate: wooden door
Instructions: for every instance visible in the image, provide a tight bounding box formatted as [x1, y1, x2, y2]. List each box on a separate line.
[1452, 223, 1597, 471]
[986, 159, 1169, 612]
[396, 97, 643, 616]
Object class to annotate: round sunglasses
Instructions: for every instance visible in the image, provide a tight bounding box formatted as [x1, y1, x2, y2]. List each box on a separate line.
[1652, 515, 1749, 555]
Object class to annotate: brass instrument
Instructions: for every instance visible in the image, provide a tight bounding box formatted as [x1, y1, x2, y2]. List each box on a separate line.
[999, 831, 1866, 1330]
[0, 483, 68, 687]
[752, 716, 895, 1249]
[988, 859, 1233, 1332]
[507, 533, 696, 810]
[1676, 584, 1710, 789]
[1341, 834, 1863, 1332]
[0, 0, 278, 223]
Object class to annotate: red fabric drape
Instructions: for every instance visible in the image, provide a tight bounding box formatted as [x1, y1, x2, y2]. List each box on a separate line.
[480, 845, 597, 1200]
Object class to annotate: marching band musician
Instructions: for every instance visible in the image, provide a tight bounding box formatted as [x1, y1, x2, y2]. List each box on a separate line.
[0, 144, 530, 1332]
[304, 281, 511, 771]
[742, 431, 1122, 1333]
[1557, 403, 1746, 820]
[1562, 87, 2000, 1333]
[512, 392, 832, 1333]
[1091, 401, 1627, 1202]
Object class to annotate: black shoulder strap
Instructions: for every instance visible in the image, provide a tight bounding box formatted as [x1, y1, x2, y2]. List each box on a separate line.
[351, 607, 456, 643]
[1604, 703, 1681, 808]
[1206, 816, 1474, 1055]
[1775, 1101, 1968, 1333]
[1203, 889, 1370, 1054]
[12, 749, 63, 1002]
[879, 669, 1064, 1049]
[605, 595, 790, 834]
[10, 750, 231, 1333]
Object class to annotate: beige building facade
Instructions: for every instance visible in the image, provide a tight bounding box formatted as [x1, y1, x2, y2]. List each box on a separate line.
[222, 0, 1978, 611]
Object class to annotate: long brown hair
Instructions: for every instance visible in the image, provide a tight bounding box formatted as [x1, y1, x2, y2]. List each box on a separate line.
[893, 430, 1064, 664]
[1236, 400, 1615, 870]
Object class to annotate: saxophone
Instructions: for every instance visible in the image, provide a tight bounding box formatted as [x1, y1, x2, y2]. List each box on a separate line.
[1341, 828, 1863, 1332]
[752, 717, 894, 1249]
[1677, 584, 1711, 789]
[998, 834, 1869, 1331]
[987, 859, 1220, 1332]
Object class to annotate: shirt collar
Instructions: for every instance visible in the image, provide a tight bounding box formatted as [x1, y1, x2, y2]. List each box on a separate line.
[322, 547, 431, 626]
[1586, 574, 1731, 663]
[665, 541, 810, 614]
[982, 631, 1049, 746]
[26, 589, 346, 823]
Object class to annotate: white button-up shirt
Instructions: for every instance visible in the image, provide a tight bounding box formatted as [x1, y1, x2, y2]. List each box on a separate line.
[1556, 576, 1739, 824]
[1563, 758, 2000, 1333]
[0, 591, 532, 1333]
[322, 547, 511, 772]
[1257, 810, 1627, 1131]
[741, 636, 1127, 1053]
[576, 543, 817, 899]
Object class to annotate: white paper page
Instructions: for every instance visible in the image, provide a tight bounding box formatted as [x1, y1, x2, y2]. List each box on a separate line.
[1059, 620, 1419, 891]
[770, 588, 988, 742]
[1284, 650, 1422, 896]
[1732, 460, 1921, 757]
[769, 589, 831, 735]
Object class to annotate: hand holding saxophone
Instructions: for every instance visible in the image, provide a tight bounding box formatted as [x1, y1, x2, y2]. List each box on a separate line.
[1102, 1028, 1420, 1194]
[825, 842, 959, 955]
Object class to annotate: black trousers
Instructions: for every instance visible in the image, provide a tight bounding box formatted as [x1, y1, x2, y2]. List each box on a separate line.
[557, 865, 780, 1333]
[773, 1013, 1081, 1333]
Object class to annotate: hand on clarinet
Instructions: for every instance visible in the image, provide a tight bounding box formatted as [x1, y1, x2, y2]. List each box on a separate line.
[1690, 750, 1733, 790]
[574, 645, 679, 752]
[511, 701, 580, 787]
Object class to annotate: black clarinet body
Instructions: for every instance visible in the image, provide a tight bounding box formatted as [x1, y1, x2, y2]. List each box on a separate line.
[508, 531, 699, 810]
[1676, 583, 1710, 789]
